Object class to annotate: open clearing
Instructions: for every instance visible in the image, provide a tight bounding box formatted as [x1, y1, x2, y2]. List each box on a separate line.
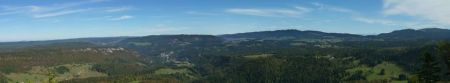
[6, 64, 107, 83]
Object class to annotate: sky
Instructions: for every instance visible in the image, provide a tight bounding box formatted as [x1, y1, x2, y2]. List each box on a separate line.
[1, 0, 450, 42]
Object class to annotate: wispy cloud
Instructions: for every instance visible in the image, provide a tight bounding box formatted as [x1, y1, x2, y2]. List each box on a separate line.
[310, 2, 445, 29]
[383, 0, 450, 24]
[225, 6, 312, 17]
[312, 2, 359, 15]
[106, 7, 132, 12]
[109, 15, 134, 21]
[33, 9, 90, 18]
[0, 0, 108, 18]
[353, 16, 396, 25]
[353, 16, 448, 29]
[0, 6, 34, 15]
[27, 6, 43, 12]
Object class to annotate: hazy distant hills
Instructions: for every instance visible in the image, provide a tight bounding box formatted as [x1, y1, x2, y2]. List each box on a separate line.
[220, 29, 365, 41]
[377, 28, 450, 40]
[3, 28, 448, 64]
[221, 28, 450, 41]
[2, 28, 450, 48]
[0, 37, 130, 49]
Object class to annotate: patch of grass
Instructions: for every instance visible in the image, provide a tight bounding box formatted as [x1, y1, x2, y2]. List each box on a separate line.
[154, 68, 190, 75]
[174, 61, 195, 67]
[0, 66, 17, 74]
[5, 64, 107, 83]
[244, 54, 273, 58]
[366, 62, 405, 80]
[153, 68, 197, 79]
[128, 80, 140, 83]
[346, 61, 409, 82]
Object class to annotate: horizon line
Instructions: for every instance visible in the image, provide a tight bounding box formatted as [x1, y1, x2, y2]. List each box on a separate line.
[0, 27, 445, 43]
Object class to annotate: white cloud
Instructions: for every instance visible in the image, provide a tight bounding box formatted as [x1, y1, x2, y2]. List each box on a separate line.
[33, 9, 89, 18]
[0, 6, 32, 15]
[383, 0, 450, 24]
[110, 15, 134, 21]
[27, 6, 43, 12]
[312, 2, 358, 15]
[294, 6, 312, 13]
[0, 0, 107, 18]
[225, 6, 311, 17]
[353, 17, 395, 25]
[106, 7, 131, 12]
[310, 2, 439, 29]
[308, 2, 450, 29]
[353, 16, 448, 29]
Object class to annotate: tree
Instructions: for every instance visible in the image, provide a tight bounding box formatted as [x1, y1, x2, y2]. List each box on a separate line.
[398, 74, 407, 80]
[378, 69, 385, 75]
[418, 52, 441, 83]
[48, 72, 57, 83]
[437, 41, 450, 80]
[55, 66, 70, 74]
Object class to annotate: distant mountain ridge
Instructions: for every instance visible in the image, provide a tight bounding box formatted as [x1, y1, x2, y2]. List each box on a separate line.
[0, 37, 131, 49]
[377, 28, 450, 40]
[221, 28, 450, 41]
[1, 28, 450, 48]
[220, 29, 365, 41]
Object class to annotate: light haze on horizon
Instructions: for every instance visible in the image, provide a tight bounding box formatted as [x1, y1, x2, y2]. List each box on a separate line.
[1, 0, 450, 42]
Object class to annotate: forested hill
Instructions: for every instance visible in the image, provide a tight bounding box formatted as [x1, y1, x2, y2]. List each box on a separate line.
[0, 37, 130, 49]
[2, 28, 450, 47]
[221, 28, 450, 41]
[377, 28, 450, 40]
[220, 29, 365, 40]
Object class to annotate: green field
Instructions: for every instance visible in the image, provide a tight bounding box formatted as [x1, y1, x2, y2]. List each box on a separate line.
[154, 68, 197, 79]
[244, 54, 273, 58]
[5, 64, 107, 83]
[346, 61, 408, 82]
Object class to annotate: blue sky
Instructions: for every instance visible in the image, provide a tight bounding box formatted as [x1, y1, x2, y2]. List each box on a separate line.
[1, 0, 450, 41]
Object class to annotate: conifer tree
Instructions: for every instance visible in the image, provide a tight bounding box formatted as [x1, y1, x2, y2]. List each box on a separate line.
[418, 52, 441, 83]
